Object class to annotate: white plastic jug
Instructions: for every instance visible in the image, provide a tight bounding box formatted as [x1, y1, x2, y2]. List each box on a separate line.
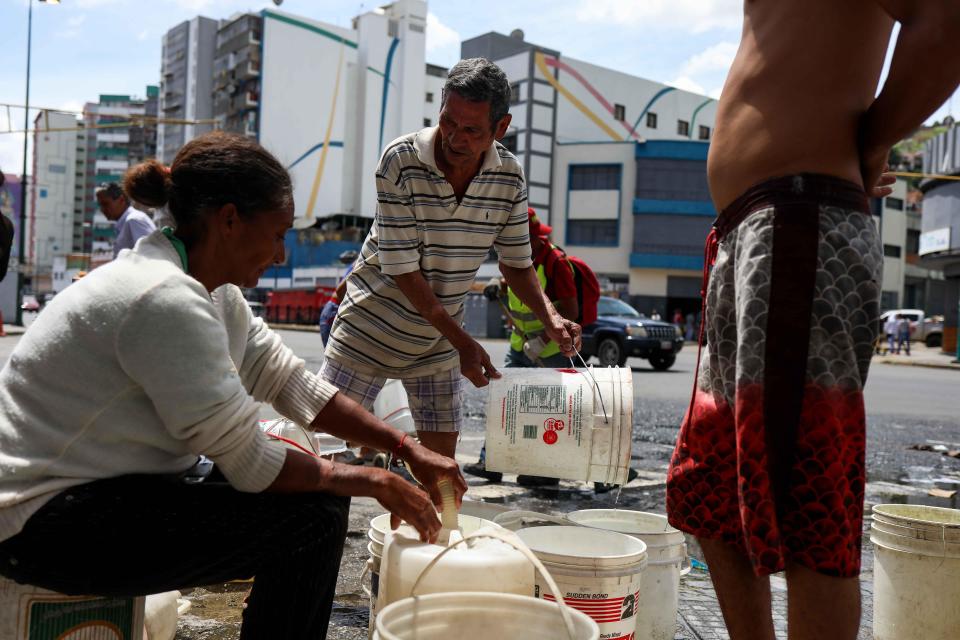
[377, 525, 534, 613]
[567, 510, 688, 640]
[376, 527, 597, 640]
[871, 504, 960, 640]
[373, 592, 599, 640]
[374, 379, 416, 435]
[364, 513, 501, 638]
[517, 525, 647, 640]
[484, 366, 633, 484]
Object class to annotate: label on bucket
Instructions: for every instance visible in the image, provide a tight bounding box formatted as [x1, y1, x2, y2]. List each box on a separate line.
[537, 584, 639, 640]
[485, 368, 631, 483]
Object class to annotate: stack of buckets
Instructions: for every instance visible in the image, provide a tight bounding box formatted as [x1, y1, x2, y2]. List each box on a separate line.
[496, 509, 687, 640]
[366, 511, 600, 640]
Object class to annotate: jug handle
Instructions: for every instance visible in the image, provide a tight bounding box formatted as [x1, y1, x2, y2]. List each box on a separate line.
[409, 528, 580, 640]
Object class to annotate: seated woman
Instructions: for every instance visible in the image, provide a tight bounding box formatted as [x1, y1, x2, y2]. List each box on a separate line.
[0, 132, 465, 639]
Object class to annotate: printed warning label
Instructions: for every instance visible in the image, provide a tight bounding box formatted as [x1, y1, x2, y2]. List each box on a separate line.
[519, 385, 565, 413]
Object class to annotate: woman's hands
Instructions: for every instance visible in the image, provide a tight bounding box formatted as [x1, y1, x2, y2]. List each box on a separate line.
[401, 439, 468, 512]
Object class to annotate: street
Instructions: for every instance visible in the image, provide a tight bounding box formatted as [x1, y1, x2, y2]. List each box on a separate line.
[1, 328, 957, 639]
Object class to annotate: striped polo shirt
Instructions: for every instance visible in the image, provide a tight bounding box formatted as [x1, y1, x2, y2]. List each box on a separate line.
[325, 126, 532, 378]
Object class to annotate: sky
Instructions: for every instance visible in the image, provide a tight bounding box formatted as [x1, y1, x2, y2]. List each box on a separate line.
[0, 0, 957, 176]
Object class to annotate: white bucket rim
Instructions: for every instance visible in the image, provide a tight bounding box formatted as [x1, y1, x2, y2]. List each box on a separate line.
[567, 509, 684, 538]
[375, 591, 599, 640]
[872, 504, 960, 528]
[517, 526, 648, 566]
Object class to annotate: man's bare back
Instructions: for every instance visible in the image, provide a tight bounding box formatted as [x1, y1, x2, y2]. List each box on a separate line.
[708, 0, 894, 210]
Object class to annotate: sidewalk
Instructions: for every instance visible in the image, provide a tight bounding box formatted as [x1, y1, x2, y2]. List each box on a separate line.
[873, 342, 960, 371]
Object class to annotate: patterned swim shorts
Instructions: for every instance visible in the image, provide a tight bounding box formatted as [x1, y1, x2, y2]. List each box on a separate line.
[319, 358, 463, 432]
[667, 174, 882, 578]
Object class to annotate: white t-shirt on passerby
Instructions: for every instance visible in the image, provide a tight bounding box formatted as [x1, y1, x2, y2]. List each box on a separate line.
[883, 316, 898, 336]
[113, 205, 157, 258]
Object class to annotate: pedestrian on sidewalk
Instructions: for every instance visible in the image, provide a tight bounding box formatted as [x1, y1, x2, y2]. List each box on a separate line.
[883, 313, 898, 354]
[0, 170, 14, 336]
[666, 2, 960, 639]
[0, 132, 465, 639]
[322, 58, 580, 461]
[896, 314, 912, 356]
[96, 182, 156, 258]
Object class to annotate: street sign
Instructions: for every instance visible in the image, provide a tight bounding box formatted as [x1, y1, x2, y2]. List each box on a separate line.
[919, 227, 951, 256]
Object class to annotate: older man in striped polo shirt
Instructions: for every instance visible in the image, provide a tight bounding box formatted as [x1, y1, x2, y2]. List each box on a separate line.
[323, 58, 581, 459]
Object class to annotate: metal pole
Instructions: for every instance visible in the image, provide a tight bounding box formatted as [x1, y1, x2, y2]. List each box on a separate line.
[16, 0, 33, 326]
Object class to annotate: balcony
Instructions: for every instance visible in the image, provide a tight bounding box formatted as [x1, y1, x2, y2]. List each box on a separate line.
[244, 91, 259, 108]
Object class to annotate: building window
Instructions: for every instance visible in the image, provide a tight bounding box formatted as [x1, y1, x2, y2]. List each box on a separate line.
[613, 103, 625, 121]
[567, 220, 618, 246]
[885, 196, 904, 210]
[569, 164, 621, 190]
[646, 112, 657, 129]
[906, 229, 920, 255]
[698, 125, 710, 140]
[425, 92, 434, 103]
[883, 244, 902, 258]
[423, 118, 432, 127]
[510, 82, 521, 105]
[677, 120, 690, 136]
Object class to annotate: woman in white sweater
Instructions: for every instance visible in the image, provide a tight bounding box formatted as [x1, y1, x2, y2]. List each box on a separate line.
[0, 132, 465, 638]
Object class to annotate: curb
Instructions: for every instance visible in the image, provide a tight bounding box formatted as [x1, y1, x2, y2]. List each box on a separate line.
[873, 356, 960, 371]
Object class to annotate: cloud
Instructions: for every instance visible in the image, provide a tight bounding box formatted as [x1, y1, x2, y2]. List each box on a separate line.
[426, 12, 460, 65]
[67, 15, 87, 28]
[668, 76, 706, 95]
[679, 41, 738, 77]
[137, 29, 150, 41]
[576, 0, 741, 34]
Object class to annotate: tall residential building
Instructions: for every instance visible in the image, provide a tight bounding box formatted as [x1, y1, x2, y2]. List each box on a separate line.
[213, 13, 262, 138]
[29, 110, 80, 291]
[871, 177, 908, 310]
[462, 30, 719, 314]
[128, 85, 160, 165]
[80, 93, 150, 262]
[158, 16, 218, 162]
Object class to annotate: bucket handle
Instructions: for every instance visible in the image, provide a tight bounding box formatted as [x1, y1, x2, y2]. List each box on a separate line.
[408, 528, 581, 640]
[492, 509, 573, 530]
[359, 561, 371, 598]
[679, 544, 692, 576]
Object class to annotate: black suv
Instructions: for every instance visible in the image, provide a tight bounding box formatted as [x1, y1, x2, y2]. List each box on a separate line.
[580, 297, 684, 369]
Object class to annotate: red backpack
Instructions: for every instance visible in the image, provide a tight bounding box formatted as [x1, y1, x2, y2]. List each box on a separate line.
[546, 245, 600, 327]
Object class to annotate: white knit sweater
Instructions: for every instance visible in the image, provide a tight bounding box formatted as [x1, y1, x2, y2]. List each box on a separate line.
[0, 231, 338, 542]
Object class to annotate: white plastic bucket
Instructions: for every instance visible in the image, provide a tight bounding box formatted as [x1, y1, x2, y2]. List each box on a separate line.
[567, 510, 688, 640]
[484, 366, 633, 484]
[365, 513, 501, 638]
[517, 525, 647, 639]
[871, 504, 960, 640]
[374, 379, 416, 435]
[373, 592, 599, 640]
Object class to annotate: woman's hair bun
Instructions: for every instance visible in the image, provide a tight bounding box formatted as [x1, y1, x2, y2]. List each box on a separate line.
[123, 159, 172, 208]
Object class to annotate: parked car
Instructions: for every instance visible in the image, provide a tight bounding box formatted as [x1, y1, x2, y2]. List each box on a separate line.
[580, 296, 684, 369]
[880, 309, 943, 348]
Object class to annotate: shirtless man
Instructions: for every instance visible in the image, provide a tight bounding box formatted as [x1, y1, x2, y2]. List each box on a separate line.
[667, 2, 960, 639]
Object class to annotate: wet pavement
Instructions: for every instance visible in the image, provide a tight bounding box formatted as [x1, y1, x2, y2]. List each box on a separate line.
[176, 388, 960, 639]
